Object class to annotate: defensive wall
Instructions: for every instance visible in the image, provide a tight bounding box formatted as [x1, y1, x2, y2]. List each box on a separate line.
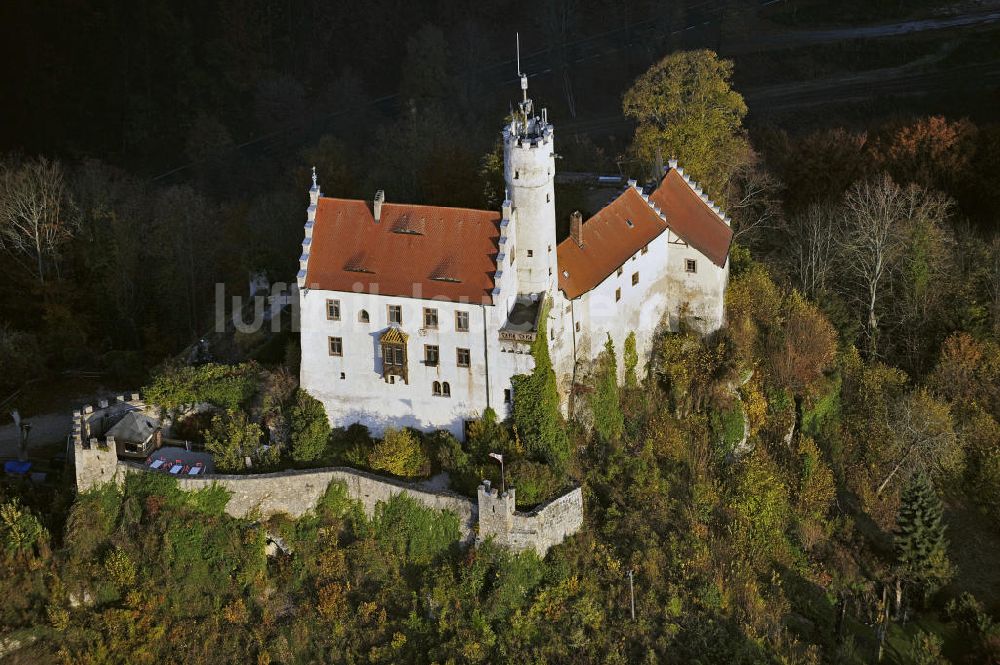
[71, 397, 583, 556]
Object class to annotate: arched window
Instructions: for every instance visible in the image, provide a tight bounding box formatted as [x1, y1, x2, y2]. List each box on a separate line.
[432, 381, 442, 396]
[359, 309, 370, 323]
[442, 382, 451, 397]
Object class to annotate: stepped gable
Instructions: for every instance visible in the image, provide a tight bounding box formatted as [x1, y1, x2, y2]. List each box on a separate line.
[647, 167, 733, 268]
[556, 186, 669, 300]
[306, 197, 501, 303]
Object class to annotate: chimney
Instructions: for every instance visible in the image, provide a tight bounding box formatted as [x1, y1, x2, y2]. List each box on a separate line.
[570, 210, 584, 247]
[374, 190, 385, 223]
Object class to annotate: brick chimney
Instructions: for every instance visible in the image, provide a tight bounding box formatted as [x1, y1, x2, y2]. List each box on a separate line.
[374, 190, 385, 223]
[570, 210, 584, 247]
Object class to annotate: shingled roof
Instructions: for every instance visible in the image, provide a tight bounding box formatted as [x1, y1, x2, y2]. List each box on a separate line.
[305, 198, 501, 304]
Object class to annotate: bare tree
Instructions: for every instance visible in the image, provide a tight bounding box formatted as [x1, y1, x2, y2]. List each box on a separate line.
[837, 175, 910, 358]
[785, 202, 837, 300]
[0, 156, 75, 284]
[724, 159, 782, 244]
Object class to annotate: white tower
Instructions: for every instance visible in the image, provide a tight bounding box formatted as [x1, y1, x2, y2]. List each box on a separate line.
[503, 55, 558, 297]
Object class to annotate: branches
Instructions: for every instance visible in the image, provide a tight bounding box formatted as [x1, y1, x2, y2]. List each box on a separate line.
[0, 156, 76, 284]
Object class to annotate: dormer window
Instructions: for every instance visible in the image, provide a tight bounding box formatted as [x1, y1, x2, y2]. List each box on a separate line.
[625, 219, 634, 228]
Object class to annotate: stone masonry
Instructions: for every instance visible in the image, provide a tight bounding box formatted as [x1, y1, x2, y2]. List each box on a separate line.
[72, 397, 584, 557]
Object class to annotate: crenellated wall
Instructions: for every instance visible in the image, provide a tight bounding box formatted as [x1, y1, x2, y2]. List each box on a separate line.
[72, 400, 584, 557]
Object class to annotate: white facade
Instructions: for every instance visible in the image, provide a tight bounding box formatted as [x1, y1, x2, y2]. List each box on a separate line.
[298, 92, 728, 438]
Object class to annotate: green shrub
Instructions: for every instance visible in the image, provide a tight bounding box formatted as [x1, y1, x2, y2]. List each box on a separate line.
[203, 410, 276, 473]
[369, 427, 430, 478]
[508, 459, 563, 507]
[329, 423, 374, 467]
[371, 493, 459, 565]
[512, 300, 570, 469]
[289, 388, 331, 463]
[143, 362, 260, 411]
[591, 335, 624, 443]
[709, 403, 746, 458]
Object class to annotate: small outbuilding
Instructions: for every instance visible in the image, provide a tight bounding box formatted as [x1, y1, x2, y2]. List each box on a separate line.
[106, 410, 162, 459]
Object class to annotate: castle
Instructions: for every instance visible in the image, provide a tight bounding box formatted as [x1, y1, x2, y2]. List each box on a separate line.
[297, 75, 732, 439]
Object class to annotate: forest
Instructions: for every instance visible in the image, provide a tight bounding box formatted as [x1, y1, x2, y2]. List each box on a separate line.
[2, 0, 1000, 663]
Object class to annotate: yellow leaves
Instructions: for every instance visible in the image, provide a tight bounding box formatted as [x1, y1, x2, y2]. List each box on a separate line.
[740, 377, 768, 438]
[222, 598, 249, 625]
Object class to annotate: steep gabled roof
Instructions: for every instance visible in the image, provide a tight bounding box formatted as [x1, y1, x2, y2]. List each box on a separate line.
[557, 187, 669, 300]
[306, 198, 501, 304]
[648, 168, 733, 268]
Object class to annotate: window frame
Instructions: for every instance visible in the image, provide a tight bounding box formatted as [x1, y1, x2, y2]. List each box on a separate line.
[456, 347, 471, 368]
[632, 272, 639, 286]
[685, 259, 697, 274]
[424, 344, 440, 366]
[328, 336, 343, 356]
[423, 307, 439, 329]
[615, 287, 621, 302]
[326, 299, 341, 321]
[455, 311, 470, 332]
[358, 309, 370, 323]
[387, 304, 402, 325]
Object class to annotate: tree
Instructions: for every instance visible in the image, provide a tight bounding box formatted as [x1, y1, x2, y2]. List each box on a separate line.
[876, 389, 960, 497]
[512, 301, 570, 469]
[289, 389, 331, 463]
[204, 410, 271, 473]
[768, 291, 838, 396]
[590, 335, 624, 443]
[837, 175, 949, 358]
[0, 324, 44, 395]
[784, 203, 837, 300]
[623, 49, 748, 195]
[894, 473, 953, 600]
[368, 428, 429, 478]
[0, 156, 76, 284]
[623, 331, 639, 390]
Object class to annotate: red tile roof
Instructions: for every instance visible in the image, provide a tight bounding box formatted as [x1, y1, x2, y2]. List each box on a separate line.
[556, 169, 733, 300]
[557, 187, 668, 300]
[648, 169, 733, 268]
[305, 198, 501, 303]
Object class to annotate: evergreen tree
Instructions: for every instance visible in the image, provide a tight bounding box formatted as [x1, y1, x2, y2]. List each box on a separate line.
[289, 389, 331, 463]
[512, 300, 570, 470]
[623, 331, 639, 389]
[895, 472, 953, 600]
[591, 335, 624, 443]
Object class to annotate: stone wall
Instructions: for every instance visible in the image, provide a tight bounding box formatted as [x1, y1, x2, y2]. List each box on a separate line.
[477, 482, 585, 556]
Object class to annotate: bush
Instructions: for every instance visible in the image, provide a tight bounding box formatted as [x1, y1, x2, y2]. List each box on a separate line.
[144, 362, 260, 411]
[203, 410, 276, 473]
[709, 403, 746, 458]
[508, 459, 563, 507]
[288, 389, 330, 463]
[369, 428, 430, 478]
[329, 423, 374, 467]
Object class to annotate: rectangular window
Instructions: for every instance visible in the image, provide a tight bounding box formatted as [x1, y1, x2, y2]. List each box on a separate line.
[388, 304, 402, 324]
[456, 348, 471, 367]
[510, 246, 515, 265]
[504, 389, 512, 404]
[616, 267, 623, 277]
[641, 244, 649, 255]
[632, 272, 639, 286]
[615, 288, 621, 302]
[575, 321, 581, 333]
[455, 311, 469, 332]
[527, 249, 533, 258]
[423, 307, 438, 329]
[328, 336, 343, 356]
[685, 259, 697, 273]
[326, 299, 340, 321]
[424, 345, 439, 366]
